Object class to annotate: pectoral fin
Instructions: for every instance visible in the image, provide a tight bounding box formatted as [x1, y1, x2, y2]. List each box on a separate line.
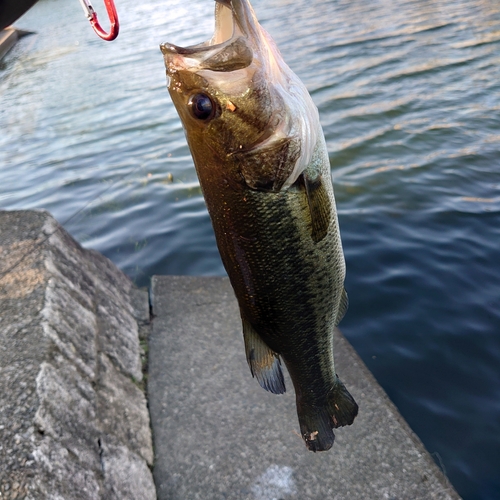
[234, 137, 301, 192]
[300, 172, 332, 243]
[242, 318, 286, 394]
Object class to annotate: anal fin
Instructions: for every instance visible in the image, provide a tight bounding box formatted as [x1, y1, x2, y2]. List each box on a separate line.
[242, 318, 285, 395]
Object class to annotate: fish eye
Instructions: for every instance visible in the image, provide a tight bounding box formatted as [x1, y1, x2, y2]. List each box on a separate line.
[189, 93, 215, 120]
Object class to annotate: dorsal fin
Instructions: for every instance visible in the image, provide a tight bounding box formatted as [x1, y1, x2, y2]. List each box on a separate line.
[335, 288, 349, 326]
[301, 172, 332, 243]
[242, 318, 285, 394]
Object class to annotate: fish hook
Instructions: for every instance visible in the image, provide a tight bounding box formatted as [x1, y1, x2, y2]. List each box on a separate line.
[78, 0, 119, 41]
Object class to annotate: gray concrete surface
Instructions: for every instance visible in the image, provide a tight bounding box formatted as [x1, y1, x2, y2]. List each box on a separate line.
[0, 209, 462, 499]
[0, 27, 18, 59]
[0, 28, 32, 60]
[0, 210, 155, 500]
[149, 275, 461, 500]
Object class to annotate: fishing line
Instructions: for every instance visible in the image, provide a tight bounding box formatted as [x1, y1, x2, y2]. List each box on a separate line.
[0, 162, 144, 283]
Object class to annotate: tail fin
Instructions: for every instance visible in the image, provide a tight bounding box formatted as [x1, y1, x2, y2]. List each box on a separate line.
[328, 376, 358, 428]
[297, 376, 358, 452]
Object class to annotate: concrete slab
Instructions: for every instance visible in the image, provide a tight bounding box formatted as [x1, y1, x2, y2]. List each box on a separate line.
[0, 27, 32, 60]
[0, 210, 155, 500]
[148, 275, 461, 500]
[0, 27, 18, 60]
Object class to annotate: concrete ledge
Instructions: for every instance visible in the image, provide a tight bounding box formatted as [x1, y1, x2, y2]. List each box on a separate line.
[0, 28, 32, 61]
[0, 28, 17, 60]
[149, 275, 461, 500]
[1, 210, 461, 499]
[0, 210, 156, 500]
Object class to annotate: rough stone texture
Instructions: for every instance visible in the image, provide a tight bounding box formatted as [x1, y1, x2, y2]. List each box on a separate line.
[0, 210, 155, 500]
[149, 275, 462, 500]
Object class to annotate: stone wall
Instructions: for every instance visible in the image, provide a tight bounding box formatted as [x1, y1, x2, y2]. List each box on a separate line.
[0, 210, 156, 500]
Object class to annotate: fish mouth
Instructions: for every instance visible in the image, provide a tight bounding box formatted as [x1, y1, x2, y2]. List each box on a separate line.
[160, 0, 249, 58]
[213, 0, 237, 45]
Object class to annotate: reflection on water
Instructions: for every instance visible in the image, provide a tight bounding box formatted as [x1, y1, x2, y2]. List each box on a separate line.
[2, 0, 500, 497]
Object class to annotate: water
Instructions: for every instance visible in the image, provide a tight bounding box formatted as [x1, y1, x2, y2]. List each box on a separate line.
[2, 0, 500, 497]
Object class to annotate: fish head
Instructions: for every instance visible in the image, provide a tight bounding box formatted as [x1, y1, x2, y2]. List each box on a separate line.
[161, 0, 320, 190]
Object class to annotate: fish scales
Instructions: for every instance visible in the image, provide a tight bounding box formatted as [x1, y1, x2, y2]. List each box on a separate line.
[161, 0, 358, 451]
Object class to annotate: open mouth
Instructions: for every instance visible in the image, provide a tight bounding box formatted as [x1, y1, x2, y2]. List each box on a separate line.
[161, 0, 239, 56]
[212, 0, 235, 46]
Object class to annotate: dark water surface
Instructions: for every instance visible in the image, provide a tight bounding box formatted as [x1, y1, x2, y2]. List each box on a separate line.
[2, 0, 500, 498]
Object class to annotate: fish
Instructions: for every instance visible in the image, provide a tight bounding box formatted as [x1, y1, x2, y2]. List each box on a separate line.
[161, 0, 358, 451]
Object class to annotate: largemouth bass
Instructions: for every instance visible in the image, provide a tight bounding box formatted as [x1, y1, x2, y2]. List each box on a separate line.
[161, 0, 358, 451]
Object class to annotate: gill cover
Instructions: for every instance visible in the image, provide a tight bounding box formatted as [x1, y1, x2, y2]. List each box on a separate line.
[160, 0, 321, 191]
